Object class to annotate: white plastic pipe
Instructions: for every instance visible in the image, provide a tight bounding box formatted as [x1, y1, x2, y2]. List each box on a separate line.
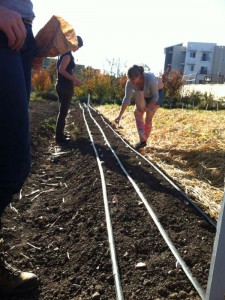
[89, 105, 216, 229]
[79, 104, 124, 300]
[86, 104, 206, 300]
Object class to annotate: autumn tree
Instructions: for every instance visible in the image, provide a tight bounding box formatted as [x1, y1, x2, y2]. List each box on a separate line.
[93, 73, 111, 101]
[115, 74, 127, 100]
[32, 69, 51, 92]
[73, 59, 128, 103]
[105, 58, 127, 100]
[164, 69, 184, 99]
[47, 59, 57, 86]
[74, 66, 99, 100]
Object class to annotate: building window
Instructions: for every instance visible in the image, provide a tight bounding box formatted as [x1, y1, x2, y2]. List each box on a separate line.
[202, 53, 210, 61]
[190, 51, 196, 58]
[190, 65, 195, 72]
[200, 67, 208, 75]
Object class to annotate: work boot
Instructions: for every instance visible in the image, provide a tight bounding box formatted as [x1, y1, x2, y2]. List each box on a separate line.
[64, 134, 70, 139]
[0, 239, 39, 294]
[134, 141, 147, 150]
[56, 135, 70, 145]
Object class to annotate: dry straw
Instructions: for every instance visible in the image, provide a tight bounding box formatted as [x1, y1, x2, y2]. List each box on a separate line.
[98, 105, 225, 220]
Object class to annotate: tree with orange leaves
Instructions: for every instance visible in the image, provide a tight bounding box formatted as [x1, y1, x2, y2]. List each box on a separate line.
[164, 69, 184, 99]
[32, 69, 51, 92]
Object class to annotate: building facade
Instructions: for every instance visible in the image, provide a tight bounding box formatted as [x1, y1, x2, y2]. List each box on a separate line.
[164, 43, 186, 73]
[164, 42, 225, 84]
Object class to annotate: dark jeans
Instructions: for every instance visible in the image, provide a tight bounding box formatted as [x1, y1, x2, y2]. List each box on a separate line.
[56, 82, 74, 139]
[0, 25, 35, 215]
[158, 88, 164, 106]
[145, 89, 164, 107]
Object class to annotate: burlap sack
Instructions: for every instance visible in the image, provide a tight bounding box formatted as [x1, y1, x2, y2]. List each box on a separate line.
[35, 15, 78, 57]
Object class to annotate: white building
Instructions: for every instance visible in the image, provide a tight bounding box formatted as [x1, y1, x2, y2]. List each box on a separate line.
[184, 42, 216, 83]
[164, 42, 225, 84]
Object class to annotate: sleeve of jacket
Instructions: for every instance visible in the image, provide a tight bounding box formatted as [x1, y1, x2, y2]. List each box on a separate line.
[122, 80, 133, 105]
[149, 74, 159, 103]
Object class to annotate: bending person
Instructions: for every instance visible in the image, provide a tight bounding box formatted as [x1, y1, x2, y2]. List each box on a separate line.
[56, 36, 83, 144]
[115, 65, 161, 150]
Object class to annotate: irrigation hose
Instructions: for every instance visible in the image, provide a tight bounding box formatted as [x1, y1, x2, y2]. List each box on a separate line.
[85, 104, 206, 300]
[79, 104, 124, 300]
[89, 105, 216, 229]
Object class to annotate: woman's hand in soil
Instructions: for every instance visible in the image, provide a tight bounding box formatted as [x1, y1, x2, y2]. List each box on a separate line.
[0, 6, 26, 50]
[114, 116, 121, 124]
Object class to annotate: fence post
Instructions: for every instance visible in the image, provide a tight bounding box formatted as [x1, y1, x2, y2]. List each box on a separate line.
[206, 192, 225, 300]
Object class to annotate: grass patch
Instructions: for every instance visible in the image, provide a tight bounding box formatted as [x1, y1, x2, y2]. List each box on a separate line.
[41, 117, 56, 133]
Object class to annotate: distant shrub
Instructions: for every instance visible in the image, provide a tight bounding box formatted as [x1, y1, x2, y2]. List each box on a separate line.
[30, 92, 45, 101]
[36, 92, 58, 101]
[41, 117, 56, 133]
[162, 89, 225, 111]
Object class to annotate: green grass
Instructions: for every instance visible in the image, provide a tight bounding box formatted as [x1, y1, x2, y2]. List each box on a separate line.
[41, 117, 56, 133]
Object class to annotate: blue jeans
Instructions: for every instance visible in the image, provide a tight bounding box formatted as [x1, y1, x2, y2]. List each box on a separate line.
[0, 25, 35, 214]
[144, 89, 164, 107]
[158, 88, 164, 106]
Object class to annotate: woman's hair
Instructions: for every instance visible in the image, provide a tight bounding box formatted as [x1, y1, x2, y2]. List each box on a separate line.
[127, 65, 144, 79]
[77, 36, 83, 48]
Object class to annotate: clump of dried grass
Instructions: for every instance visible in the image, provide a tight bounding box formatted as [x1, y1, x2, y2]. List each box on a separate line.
[97, 105, 225, 220]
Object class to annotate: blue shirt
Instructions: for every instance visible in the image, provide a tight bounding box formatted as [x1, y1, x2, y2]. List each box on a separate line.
[0, 0, 35, 20]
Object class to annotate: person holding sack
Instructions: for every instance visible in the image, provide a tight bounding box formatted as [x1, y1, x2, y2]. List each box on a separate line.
[115, 65, 161, 150]
[0, 0, 39, 294]
[55, 36, 83, 144]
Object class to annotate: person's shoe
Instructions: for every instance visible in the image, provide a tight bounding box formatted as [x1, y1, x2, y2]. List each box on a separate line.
[56, 136, 70, 145]
[0, 239, 39, 295]
[134, 141, 147, 150]
[63, 134, 70, 139]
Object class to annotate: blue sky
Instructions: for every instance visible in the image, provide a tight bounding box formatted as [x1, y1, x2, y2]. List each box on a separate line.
[32, 0, 225, 74]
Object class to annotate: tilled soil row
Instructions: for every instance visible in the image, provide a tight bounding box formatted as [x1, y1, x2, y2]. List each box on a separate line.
[82, 105, 216, 299]
[0, 101, 215, 300]
[2, 102, 115, 300]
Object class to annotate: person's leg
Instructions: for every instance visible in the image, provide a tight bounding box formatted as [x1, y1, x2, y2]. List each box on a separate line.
[56, 85, 73, 142]
[0, 25, 35, 214]
[0, 50, 30, 214]
[144, 102, 159, 141]
[134, 91, 147, 142]
[20, 24, 36, 103]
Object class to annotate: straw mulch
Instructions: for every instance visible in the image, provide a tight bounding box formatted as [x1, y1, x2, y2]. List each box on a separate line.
[97, 105, 225, 220]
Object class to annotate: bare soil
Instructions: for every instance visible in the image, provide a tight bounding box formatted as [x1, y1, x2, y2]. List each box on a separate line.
[1, 101, 215, 300]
